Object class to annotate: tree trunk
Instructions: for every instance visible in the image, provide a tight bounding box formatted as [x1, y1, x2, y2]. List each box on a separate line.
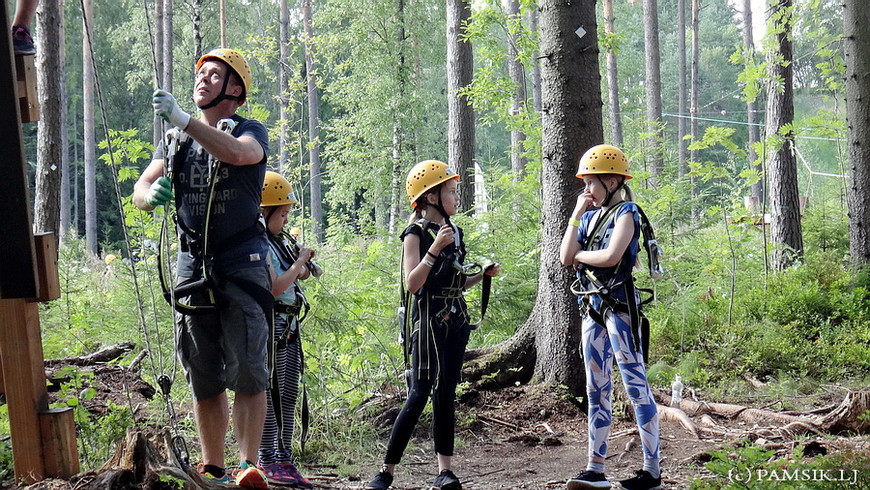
[34, 0, 64, 238]
[765, 0, 803, 269]
[844, 0, 870, 267]
[690, 0, 700, 219]
[389, 0, 408, 235]
[743, 0, 763, 203]
[466, 0, 601, 397]
[529, 5, 542, 114]
[58, 4, 70, 240]
[603, 0, 623, 147]
[278, 0, 289, 174]
[192, 0, 203, 61]
[163, 0, 173, 94]
[447, 0, 475, 213]
[219, 0, 227, 48]
[153, 0, 164, 147]
[643, 0, 663, 183]
[506, 0, 527, 179]
[676, 0, 687, 175]
[83, 0, 98, 255]
[303, 0, 324, 244]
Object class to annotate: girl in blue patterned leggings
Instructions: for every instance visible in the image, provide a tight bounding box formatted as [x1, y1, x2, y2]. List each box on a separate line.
[560, 145, 661, 490]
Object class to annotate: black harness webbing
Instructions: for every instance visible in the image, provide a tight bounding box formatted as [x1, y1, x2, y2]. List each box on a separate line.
[398, 220, 492, 386]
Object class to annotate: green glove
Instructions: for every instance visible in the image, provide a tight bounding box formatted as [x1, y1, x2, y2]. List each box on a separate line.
[145, 176, 174, 207]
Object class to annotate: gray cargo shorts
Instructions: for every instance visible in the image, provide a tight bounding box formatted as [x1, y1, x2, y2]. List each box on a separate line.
[175, 266, 271, 401]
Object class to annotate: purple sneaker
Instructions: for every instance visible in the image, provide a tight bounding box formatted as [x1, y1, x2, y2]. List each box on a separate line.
[258, 461, 314, 488]
[12, 25, 35, 55]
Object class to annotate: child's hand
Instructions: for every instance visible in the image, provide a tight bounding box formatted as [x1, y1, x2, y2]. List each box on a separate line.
[297, 247, 315, 263]
[432, 224, 455, 253]
[576, 190, 594, 213]
[484, 263, 500, 277]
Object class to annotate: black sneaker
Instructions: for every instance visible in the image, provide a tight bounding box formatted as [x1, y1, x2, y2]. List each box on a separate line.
[432, 469, 462, 490]
[365, 470, 394, 490]
[12, 25, 35, 55]
[616, 470, 661, 490]
[566, 470, 611, 489]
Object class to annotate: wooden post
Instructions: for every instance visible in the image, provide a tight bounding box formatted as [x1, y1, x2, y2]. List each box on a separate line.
[0, 0, 37, 300]
[33, 234, 60, 302]
[39, 408, 80, 478]
[0, 299, 48, 483]
[0, 2, 78, 483]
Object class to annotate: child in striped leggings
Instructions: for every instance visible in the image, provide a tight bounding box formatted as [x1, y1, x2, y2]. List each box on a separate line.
[258, 171, 316, 488]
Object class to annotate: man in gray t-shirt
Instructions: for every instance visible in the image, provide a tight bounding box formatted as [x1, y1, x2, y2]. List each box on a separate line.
[134, 48, 270, 487]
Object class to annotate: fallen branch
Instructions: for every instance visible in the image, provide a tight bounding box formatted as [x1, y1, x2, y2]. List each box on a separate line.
[45, 342, 136, 367]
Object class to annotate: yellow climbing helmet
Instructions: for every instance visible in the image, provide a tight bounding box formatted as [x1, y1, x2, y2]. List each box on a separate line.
[406, 160, 460, 208]
[261, 171, 298, 206]
[196, 48, 253, 101]
[576, 144, 632, 179]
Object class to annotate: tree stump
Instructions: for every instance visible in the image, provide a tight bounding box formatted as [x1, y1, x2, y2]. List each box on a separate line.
[69, 427, 215, 489]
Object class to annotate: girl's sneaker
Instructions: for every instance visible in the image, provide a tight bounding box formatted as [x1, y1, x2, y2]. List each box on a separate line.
[231, 461, 269, 489]
[364, 470, 394, 490]
[566, 470, 611, 489]
[432, 469, 462, 489]
[616, 470, 662, 490]
[258, 461, 314, 488]
[196, 463, 231, 484]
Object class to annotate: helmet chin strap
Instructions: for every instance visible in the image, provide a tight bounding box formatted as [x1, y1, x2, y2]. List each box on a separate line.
[599, 175, 626, 207]
[197, 64, 244, 110]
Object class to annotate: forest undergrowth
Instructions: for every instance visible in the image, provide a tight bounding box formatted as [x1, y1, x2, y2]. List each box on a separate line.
[1, 180, 868, 486]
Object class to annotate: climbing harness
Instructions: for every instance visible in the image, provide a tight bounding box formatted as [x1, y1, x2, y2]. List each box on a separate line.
[265, 231, 313, 455]
[570, 202, 663, 363]
[398, 219, 492, 387]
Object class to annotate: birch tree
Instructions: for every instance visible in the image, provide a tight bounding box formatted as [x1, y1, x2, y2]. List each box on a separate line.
[83, 0, 97, 254]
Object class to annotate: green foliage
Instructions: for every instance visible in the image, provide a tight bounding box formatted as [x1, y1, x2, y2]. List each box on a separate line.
[692, 440, 870, 489]
[51, 366, 134, 471]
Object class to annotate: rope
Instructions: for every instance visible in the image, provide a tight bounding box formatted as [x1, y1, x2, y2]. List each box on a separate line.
[78, 0, 188, 467]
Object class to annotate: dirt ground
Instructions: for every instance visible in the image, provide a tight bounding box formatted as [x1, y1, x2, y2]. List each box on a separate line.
[301, 385, 869, 489]
[9, 369, 868, 489]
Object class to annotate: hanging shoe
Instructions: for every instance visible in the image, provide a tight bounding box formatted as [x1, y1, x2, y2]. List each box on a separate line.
[11, 25, 35, 55]
[431, 469, 462, 490]
[566, 470, 611, 489]
[231, 460, 269, 489]
[615, 470, 662, 490]
[364, 470, 394, 490]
